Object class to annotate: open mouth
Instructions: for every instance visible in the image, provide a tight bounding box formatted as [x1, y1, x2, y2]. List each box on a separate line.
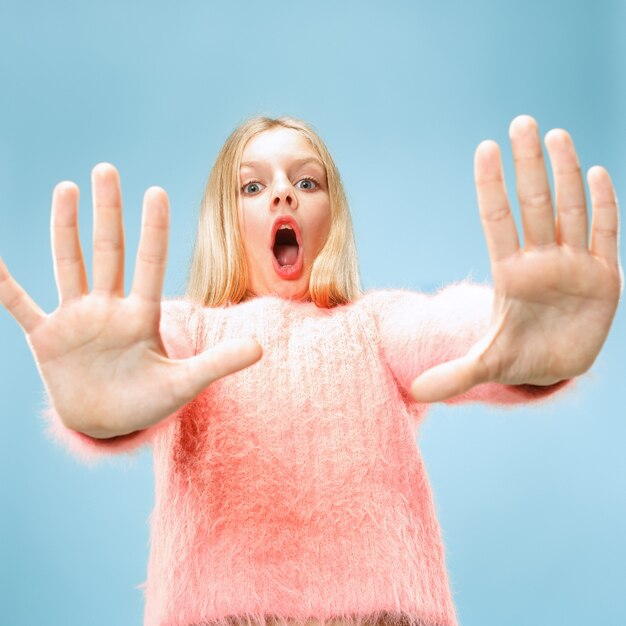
[270, 217, 304, 280]
[273, 225, 300, 267]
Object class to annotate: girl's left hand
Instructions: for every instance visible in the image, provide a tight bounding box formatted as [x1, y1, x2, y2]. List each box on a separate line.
[410, 115, 624, 403]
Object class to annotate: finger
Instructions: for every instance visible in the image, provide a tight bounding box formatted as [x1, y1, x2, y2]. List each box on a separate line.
[92, 163, 125, 296]
[51, 181, 89, 303]
[410, 354, 488, 403]
[544, 129, 588, 249]
[173, 339, 263, 400]
[0, 255, 47, 334]
[474, 140, 520, 263]
[131, 187, 170, 303]
[588, 166, 620, 266]
[510, 115, 556, 247]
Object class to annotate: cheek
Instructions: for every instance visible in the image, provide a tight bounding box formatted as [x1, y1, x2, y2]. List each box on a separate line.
[238, 205, 265, 251]
[310, 207, 332, 249]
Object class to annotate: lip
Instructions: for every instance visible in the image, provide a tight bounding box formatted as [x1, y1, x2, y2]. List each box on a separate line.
[270, 215, 304, 280]
[270, 215, 303, 248]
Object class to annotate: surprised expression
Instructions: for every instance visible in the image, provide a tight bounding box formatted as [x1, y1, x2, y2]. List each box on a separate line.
[238, 127, 332, 301]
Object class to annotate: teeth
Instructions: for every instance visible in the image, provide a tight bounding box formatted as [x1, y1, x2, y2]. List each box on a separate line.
[278, 224, 293, 230]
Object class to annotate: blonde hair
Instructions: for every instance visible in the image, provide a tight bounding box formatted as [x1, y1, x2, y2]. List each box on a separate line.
[184, 115, 362, 309]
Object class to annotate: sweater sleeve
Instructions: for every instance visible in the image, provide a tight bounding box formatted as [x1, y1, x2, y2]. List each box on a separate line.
[38, 298, 200, 467]
[370, 280, 575, 410]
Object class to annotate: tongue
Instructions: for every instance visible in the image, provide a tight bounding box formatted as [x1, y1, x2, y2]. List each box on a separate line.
[274, 244, 299, 266]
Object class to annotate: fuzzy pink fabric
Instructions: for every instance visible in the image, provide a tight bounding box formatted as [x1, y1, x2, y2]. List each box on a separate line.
[39, 280, 574, 626]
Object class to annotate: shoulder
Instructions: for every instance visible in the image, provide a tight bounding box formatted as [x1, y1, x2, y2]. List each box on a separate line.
[353, 287, 429, 321]
[357, 280, 494, 307]
[355, 287, 424, 308]
[159, 297, 206, 357]
[353, 280, 495, 327]
[161, 297, 202, 328]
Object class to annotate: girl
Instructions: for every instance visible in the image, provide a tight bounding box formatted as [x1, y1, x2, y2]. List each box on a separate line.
[0, 115, 621, 626]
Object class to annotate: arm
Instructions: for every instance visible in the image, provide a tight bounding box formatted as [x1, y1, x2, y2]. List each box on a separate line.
[380, 116, 621, 408]
[373, 282, 574, 409]
[1, 165, 261, 469]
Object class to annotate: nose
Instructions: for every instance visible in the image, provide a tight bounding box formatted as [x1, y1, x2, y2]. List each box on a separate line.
[271, 179, 298, 211]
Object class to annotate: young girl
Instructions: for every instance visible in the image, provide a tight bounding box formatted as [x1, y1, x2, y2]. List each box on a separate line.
[0, 115, 621, 626]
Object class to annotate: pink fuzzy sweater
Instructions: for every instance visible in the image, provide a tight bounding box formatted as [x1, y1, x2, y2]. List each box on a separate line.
[41, 280, 572, 626]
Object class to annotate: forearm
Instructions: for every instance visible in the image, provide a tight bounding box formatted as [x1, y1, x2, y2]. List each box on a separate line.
[513, 379, 571, 393]
[40, 400, 172, 466]
[71, 419, 143, 440]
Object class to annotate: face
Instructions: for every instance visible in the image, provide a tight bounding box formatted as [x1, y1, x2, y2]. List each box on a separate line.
[237, 127, 332, 301]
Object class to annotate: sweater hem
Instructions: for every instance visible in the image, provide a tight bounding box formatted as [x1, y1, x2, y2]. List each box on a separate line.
[162, 608, 457, 626]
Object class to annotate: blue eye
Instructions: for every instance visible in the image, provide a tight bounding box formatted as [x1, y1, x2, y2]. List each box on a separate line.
[242, 181, 264, 194]
[296, 177, 318, 190]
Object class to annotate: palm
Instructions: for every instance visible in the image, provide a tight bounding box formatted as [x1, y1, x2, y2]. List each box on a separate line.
[411, 116, 623, 402]
[27, 294, 175, 437]
[485, 244, 620, 385]
[0, 164, 262, 438]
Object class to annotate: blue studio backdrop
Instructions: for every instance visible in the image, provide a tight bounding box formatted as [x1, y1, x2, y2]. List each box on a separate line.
[0, 1, 624, 625]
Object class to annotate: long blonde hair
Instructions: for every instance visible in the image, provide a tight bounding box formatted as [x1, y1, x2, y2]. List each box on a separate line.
[185, 116, 361, 309]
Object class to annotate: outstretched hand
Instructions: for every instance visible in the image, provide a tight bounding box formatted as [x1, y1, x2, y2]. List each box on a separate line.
[0, 164, 262, 438]
[410, 115, 623, 403]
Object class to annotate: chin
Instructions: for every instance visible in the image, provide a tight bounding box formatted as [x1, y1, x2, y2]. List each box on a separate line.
[247, 274, 311, 302]
[275, 281, 311, 302]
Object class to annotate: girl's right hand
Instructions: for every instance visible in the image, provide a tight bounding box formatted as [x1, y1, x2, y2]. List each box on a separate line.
[0, 163, 263, 438]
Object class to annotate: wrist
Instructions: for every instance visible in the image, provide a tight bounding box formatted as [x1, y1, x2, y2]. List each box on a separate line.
[515, 379, 570, 392]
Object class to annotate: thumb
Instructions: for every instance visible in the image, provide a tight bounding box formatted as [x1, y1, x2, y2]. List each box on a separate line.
[179, 338, 263, 395]
[409, 354, 488, 403]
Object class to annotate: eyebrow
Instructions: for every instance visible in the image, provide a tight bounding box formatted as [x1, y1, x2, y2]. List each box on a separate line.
[240, 156, 325, 170]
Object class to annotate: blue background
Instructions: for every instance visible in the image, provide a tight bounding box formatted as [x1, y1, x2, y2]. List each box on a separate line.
[1, 1, 624, 625]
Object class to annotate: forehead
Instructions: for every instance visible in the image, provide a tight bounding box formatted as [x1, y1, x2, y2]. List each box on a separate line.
[241, 127, 322, 166]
